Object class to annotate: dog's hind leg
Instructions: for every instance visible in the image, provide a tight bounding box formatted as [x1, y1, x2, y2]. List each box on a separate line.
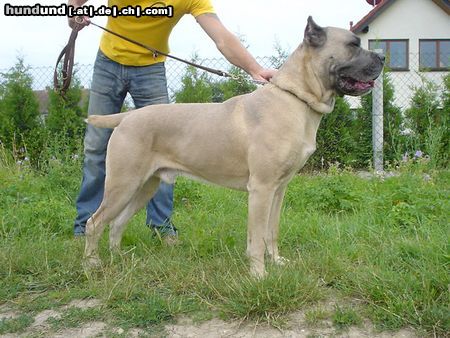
[109, 176, 161, 251]
[84, 211, 107, 267]
[84, 176, 142, 266]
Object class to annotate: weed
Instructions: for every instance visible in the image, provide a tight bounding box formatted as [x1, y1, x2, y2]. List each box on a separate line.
[47, 307, 105, 330]
[0, 314, 34, 334]
[332, 305, 362, 329]
[304, 307, 331, 327]
[110, 294, 173, 329]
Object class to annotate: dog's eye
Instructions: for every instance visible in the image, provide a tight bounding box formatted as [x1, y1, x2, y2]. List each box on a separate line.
[349, 40, 360, 48]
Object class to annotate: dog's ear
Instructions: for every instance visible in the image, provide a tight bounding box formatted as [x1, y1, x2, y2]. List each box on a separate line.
[304, 16, 326, 47]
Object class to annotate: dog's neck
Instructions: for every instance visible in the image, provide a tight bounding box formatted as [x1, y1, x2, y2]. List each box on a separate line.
[270, 46, 336, 114]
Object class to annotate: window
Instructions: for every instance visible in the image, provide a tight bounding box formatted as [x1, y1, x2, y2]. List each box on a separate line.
[419, 40, 450, 71]
[369, 39, 409, 71]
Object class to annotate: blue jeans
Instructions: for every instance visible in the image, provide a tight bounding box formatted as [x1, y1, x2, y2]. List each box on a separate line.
[74, 50, 175, 235]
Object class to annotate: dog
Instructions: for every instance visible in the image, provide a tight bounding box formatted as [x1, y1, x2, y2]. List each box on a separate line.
[83, 17, 384, 277]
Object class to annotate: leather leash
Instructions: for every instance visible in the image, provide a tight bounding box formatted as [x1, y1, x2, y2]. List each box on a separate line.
[54, 19, 265, 96]
[53, 23, 80, 96]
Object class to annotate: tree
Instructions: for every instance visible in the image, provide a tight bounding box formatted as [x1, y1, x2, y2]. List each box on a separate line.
[174, 57, 257, 104]
[405, 76, 442, 145]
[270, 39, 290, 69]
[46, 69, 86, 141]
[174, 54, 215, 104]
[216, 66, 256, 102]
[354, 70, 402, 166]
[0, 57, 40, 150]
[306, 97, 357, 169]
[403, 75, 449, 167]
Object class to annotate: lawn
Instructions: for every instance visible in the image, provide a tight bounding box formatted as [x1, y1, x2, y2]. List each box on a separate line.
[0, 157, 448, 336]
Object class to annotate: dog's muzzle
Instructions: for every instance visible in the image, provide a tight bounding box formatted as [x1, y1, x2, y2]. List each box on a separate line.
[334, 52, 384, 96]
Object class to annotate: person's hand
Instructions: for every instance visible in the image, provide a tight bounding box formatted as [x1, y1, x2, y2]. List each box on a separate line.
[68, 15, 91, 31]
[251, 68, 277, 83]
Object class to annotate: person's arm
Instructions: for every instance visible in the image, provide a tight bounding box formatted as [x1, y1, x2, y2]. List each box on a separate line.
[68, 0, 91, 30]
[196, 13, 276, 82]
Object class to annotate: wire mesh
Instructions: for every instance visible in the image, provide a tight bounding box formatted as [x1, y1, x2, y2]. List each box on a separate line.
[0, 53, 448, 170]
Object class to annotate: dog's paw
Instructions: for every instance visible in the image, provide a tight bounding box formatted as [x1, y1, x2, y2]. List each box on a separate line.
[273, 256, 290, 266]
[250, 264, 267, 279]
[83, 256, 102, 270]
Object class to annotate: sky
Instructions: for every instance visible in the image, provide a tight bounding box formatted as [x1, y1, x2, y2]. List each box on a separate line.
[0, 0, 375, 70]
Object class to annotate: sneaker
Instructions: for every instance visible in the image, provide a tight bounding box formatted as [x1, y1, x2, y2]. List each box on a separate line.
[151, 222, 180, 246]
[74, 224, 85, 237]
[162, 233, 180, 246]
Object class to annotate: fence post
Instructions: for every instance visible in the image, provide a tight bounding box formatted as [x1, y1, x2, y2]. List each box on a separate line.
[372, 49, 384, 173]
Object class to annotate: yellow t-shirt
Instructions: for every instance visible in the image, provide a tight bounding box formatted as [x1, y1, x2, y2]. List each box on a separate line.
[99, 0, 215, 66]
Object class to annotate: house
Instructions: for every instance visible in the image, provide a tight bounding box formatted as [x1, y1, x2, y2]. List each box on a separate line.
[34, 89, 50, 116]
[350, 0, 449, 108]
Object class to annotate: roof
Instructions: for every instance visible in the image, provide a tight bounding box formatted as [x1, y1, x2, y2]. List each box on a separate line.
[34, 88, 89, 114]
[34, 90, 50, 114]
[350, 0, 450, 34]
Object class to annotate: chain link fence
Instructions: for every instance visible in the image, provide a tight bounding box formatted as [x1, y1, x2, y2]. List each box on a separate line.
[344, 53, 448, 109]
[373, 53, 447, 171]
[1, 53, 448, 170]
[3, 56, 275, 103]
[4, 53, 445, 107]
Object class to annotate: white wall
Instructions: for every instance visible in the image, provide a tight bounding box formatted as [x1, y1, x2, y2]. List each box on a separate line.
[360, 0, 449, 53]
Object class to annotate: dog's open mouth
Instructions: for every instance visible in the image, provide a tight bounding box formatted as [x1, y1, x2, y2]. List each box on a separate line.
[338, 76, 375, 95]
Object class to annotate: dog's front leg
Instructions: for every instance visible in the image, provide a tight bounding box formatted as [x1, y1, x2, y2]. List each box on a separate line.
[266, 185, 288, 265]
[247, 183, 277, 278]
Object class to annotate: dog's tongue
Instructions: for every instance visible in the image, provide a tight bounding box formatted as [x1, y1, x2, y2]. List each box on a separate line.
[354, 79, 375, 91]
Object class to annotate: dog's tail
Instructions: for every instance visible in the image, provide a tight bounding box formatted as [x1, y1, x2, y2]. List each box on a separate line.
[86, 112, 129, 129]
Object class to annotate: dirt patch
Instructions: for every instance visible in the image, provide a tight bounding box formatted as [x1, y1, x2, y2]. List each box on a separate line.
[62, 298, 101, 310]
[31, 309, 61, 328]
[50, 321, 106, 338]
[0, 306, 20, 322]
[166, 317, 292, 337]
[165, 315, 417, 338]
[0, 298, 418, 338]
[28, 298, 101, 330]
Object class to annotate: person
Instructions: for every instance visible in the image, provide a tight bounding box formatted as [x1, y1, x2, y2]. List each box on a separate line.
[69, 0, 276, 239]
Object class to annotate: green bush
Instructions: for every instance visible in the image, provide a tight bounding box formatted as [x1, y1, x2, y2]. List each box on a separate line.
[354, 70, 403, 167]
[307, 97, 358, 169]
[174, 56, 257, 104]
[0, 57, 41, 156]
[0, 57, 86, 169]
[173, 55, 215, 103]
[46, 74, 86, 141]
[1, 54, 448, 172]
[403, 74, 449, 168]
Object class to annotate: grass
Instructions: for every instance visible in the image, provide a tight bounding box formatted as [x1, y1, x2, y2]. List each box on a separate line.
[47, 307, 105, 330]
[0, 314, 34, 334]
[0, 155, 449, 336]
[332, 305, 362, 330]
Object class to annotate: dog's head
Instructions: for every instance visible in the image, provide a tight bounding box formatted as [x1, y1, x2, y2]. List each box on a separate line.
[303, 16, 384, 96]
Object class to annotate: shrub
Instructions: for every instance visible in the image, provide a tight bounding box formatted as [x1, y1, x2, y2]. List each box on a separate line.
[403, 75, 449, 168]
[173, 57, 214, 103]
[354, 70, 403, 167]
[0, 57, 41, 154]
[46, 74, 86, 140]
[307, 97, 357, 169]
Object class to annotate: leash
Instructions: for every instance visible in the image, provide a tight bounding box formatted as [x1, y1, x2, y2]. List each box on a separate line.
[54, 18, 265, 95]
[53, 23, 80, 95]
